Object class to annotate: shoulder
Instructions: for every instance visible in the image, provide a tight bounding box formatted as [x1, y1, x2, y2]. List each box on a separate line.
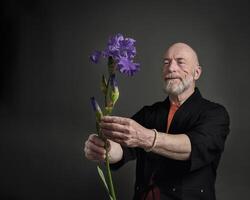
[131, 99, 167, 123]
[138, 99, 167, 113]
[198, 98, 230, 123]
[200, 97, 228, 113]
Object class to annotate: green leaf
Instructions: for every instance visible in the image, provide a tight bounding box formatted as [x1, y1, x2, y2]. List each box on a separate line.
[101, 74, 107, 95]
[97, 165, 110, 194]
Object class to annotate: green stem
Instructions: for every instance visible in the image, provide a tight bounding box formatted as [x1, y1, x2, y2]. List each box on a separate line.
[97, 74, 116, 200]
[105, 141, 116, 200]
[104, 74, 116, 200]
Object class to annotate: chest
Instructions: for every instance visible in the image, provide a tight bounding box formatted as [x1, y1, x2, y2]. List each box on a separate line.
[144, 103, 204, 134]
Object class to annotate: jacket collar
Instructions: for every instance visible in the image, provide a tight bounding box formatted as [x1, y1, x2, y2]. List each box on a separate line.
[158, 87, 203, 133]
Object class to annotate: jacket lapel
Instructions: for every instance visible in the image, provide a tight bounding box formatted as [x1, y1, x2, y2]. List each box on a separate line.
[168, 88, 203, 134]
[156, 97, 170, 133]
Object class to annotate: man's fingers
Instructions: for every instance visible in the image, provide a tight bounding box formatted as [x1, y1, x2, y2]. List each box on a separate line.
[101, 128, 129, 140]
[101, 116, 131, 125]
[100, 121, 129, 133]
[85, 149, 105, 161]
[101, 128, 128, 139]
[85, 139, 106, 155]
[84, 133, 119, 162]
[89, 134, 105, 147]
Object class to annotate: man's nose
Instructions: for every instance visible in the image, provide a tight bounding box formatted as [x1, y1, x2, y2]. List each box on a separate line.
[168, 60, 178, 73]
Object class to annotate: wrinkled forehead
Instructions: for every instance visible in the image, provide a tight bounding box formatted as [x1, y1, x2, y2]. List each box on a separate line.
[164, 44, 198, 63]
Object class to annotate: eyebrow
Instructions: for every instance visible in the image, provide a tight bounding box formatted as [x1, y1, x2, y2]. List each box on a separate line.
[176, 57, 186, 61]
[163, 57, 186, 62]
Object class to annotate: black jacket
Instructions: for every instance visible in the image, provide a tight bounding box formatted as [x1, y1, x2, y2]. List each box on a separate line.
[111, 88, 230, 200]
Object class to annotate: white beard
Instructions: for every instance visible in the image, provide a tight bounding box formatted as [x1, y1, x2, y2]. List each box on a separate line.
[163, 74, 194, 96]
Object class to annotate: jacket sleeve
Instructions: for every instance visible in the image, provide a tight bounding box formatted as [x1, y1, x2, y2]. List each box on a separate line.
[185, 104, 230, 171]
[110, 106, 147, 170]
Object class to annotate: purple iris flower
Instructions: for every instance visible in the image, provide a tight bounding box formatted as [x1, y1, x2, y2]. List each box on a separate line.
[119, 38, 136, 59]
[104, 34, 136, 60]
[90, 33, 140, 76]
[117, 57, 140, 76]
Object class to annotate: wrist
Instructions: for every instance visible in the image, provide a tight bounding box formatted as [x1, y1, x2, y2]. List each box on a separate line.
[141, 129, 158, 152]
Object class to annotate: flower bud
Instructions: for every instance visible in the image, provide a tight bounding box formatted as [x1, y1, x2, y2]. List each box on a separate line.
[100, 74, 107, 95]
[90, 97, 103, 122]
[109, 74, 119, 105]
[104, 106, 113, 116]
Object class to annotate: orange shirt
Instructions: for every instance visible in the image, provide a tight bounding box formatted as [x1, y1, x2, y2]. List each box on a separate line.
[166, 102, 180, 133]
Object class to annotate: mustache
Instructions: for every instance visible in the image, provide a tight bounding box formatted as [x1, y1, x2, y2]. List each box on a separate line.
[165, 74, 181, 79]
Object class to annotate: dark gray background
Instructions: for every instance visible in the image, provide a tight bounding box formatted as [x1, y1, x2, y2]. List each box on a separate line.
[1, 0, 250, 199]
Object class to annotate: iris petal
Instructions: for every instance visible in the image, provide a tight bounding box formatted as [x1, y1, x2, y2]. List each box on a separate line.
[117, 57, 140, 76]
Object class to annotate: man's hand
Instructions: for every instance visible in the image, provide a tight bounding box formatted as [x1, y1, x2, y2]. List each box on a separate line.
[100, 116, 155, 149]
[100, 116, 191, 160]
[84, 134, 123, 164]
[84, 134, 106, 161]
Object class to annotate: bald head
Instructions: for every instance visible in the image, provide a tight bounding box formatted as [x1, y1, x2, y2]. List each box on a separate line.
[165, 42, 200, 66]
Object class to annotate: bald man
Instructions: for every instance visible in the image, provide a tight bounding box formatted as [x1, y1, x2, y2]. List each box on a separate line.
[84, 43, 230, 200]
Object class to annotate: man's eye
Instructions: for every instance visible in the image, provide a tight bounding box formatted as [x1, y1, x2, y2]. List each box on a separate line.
[164, 60, 170, 65]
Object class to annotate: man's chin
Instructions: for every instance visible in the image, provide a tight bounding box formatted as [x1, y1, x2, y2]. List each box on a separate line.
[164, 84, 184, 95]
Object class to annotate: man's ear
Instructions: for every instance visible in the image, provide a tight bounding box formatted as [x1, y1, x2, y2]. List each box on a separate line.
[194, 66, 202, 80]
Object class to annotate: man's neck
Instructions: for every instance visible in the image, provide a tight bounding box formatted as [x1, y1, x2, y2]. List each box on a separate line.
[169, 86, 195, 106]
